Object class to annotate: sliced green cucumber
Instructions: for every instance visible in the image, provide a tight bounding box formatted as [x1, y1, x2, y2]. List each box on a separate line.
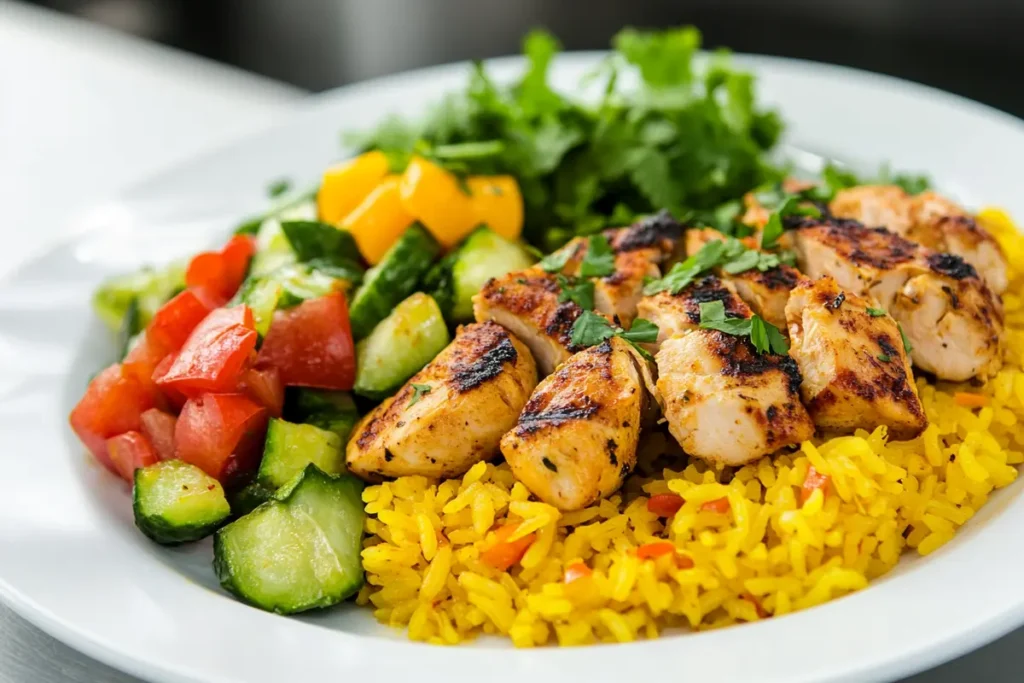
[230, 481, 276, 517]
[93, 261, 186, 332]
[354, 293, 449, 400]
[348, 224, 441, 340]
[239, 278, 283, 337]
[451, 227, 535, 320]
[287, 390, 360, 444]
[250, 219, 298, 278]
[213, 465, 365, 614]
[133, 461, 231, 545]
[257, 418, 345, 489]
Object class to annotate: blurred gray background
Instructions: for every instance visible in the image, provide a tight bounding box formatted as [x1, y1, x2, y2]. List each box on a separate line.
[22, 0, 1024, 117]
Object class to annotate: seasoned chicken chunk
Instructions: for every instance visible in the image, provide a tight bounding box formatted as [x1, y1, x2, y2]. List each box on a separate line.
[790, 217, 1004, 381]
[473, 269, 581, 376]
[685, 227, 803, 330]
[831, 186, 1008, 293]
[740, 178, 819, 229]
[637, 274, 752, 352]
[785, 277, 927, 440]
[656, 330, 814, 467]
[501, 337, 656, 511]
[347, 322, 537, 481]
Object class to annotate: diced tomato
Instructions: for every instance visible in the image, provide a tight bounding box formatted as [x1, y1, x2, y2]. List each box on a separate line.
[155, 306, 257, 397]
[700, 497, 731, 514]
[107, 431, 160, 482]
[256, 293, 355, 390]
[480, 523, 535, 571]
[801, 466, 830, 505]
[122, 334, 167, 385]
[146, 289, 212, 356]
[175, 393, 268, 485]
[636, 541, 675, 560]
[151, 354, 186, 412]
[140, 408, 178, 461]
[70, 364, 158, 473]
[647, 493, 684, 517]
[954, 392, 988, 408]
[185, 235, 255, 305]
[239, 366, 284, 417]
[563, 561, 592, 584]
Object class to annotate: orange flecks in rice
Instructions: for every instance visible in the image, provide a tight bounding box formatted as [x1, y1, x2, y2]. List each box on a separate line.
[361, 207, 1024, 646]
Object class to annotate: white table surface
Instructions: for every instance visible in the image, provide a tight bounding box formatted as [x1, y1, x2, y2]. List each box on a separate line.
[0, 1, 1020, 681]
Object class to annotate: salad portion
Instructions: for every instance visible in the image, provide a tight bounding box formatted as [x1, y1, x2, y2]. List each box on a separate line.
[68, 26, 1024, 647]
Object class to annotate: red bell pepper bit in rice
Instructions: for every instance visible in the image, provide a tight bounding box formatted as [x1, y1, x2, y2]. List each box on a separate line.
[646, 493, 684, 517]
[563, 561, 592, 583]
[635, 541, 676, 560]
[480, 523, 535, 571]
[674, 554, 695, 569]
[801, 466, 830, 505]
[954, 392, 988, 408]
[700, 497, 730, 514]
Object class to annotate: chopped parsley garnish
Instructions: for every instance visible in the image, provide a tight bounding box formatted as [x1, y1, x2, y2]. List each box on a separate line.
[556, 275, 595, 310]
[866, 307, 887, 317]
[761, 195, 822, 250]
[570, 311, 658, 359]
[643, 236, 791, 295]
[539, 247, 573, 273]
[266, 178, 292, 198]
[898, 322, 914, 354]
[878, 354, 892, 363]
[823, 162, 930, 197]
[409, 383, 432, 405]
[697, 300, 788, 355]
[580, 234, 616, 278]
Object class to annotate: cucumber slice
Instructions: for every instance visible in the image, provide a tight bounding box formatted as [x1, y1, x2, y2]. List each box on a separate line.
[354, 293, 449, 400]
[230, 481, 276, 517]
[258, 418, 345, 489]
[348, 224, 441, 339]
[93, 262, 186, 332]
[239, 278, 283, 337]
[287, 390, 360, 444]
[251, 220, 299, 278]
[133, 461, 231, 545]
[451, 227, 535, 320]
[214, 465, 365, 614]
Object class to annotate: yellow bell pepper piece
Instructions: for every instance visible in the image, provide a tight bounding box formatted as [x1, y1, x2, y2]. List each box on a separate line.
[317, 150, 389, 225]
[341, 176, 414, 265]
[398, 156, 478, 248]
[467, 176, 524, 241]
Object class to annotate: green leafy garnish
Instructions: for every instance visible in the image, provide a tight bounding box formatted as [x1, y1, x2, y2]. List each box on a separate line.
[697, 301, 788, 354]
[267, 178, 292, 198]
[898, 322, 914, 354]
[580, 234, 616, 277]
[569, 311, 658, 359]
[409, 383, 432, 406]
[643, 238, 747, 295]
[761, 196, 822, 250]
[822, 162, 930, 196]
[866, 307, 887, 317]
[539, 247, 573, 273]
[350, 26, 783, 249]
[557, 275, 595, 311]
[878, 354, 892, 363]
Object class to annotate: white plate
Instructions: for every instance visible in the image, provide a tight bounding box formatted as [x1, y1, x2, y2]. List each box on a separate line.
[1, 53, 1023, 683]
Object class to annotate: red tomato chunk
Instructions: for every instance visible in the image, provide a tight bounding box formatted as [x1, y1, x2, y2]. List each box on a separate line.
[107, 431, 159, 482]
[139, 408, 178, 462]
[257, 293, 355, 390]
[69, 363, 158, 473]
[239, 366, 284, 417]
[146, 289, 212, 356]
[185, 235, 255, 306]
[175, 393, 268, 485]
[155, 306, 257, 397]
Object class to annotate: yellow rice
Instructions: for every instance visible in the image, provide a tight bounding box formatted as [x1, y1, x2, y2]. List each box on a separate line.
[357, 207, 1024, 646]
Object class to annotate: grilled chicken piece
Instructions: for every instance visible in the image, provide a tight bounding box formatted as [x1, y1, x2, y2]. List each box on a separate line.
[790, 217, 1003, 381]
[552, 213, 684, 327]
[785, 277, 927, 440]
[473, 269, 581, 376]
[740, 178, 819, 229]
[831, 186, 1007, 293]
[656, 330, 814, 467]
[501, 337, 656, 511]
[684, 227, 803, 330]
[346, 322, 537, 481]
[636, 274, 752, 352]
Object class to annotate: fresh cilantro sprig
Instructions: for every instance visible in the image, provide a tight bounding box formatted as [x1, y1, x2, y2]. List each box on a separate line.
[697, 300, 788, 355]
[643, 236, 793, 296]
[409, 383, 432, 405]
[760, 195, 823, 250]
[580, 234, 616, 277]
[866, 307, 887, 317]
[556, 275, 595, 310]
[570, 311, 659, 359]
[822, 162, 930, 197]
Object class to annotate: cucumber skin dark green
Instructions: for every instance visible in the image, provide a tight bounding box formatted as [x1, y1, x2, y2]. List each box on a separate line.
[348, 224, 441, 340]
[229, 481, 276, 518]
[132, 486, 229, 546]
[213, 467, 366, 615]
